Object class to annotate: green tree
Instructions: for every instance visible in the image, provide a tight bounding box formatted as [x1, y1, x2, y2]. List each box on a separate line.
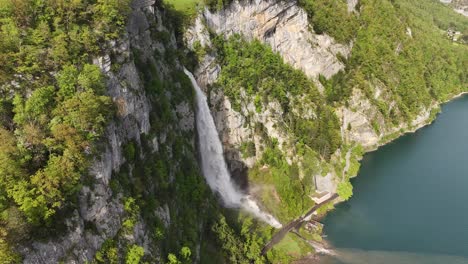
[0, 18, 20, 51]
[93, 0, 131, 39]
[53, 91, 113, 139]
[23, 86, 56, 126]
[0, 128, 26, 198]
[50, 30, 70, 64]
[56, 65, 79, 99]
[212, 215, 251, 264]
[167, 253, 180, 264]
[78, 64, 105, 94]
[337, 181, 353, 200]
[180, 246, 191, 262]
[126, 244, 144, 264]
[0, 227, 21, 264]
[94, 239, 119, 264]
[0, 100, 13, 129]
[299, 0, 358, 43]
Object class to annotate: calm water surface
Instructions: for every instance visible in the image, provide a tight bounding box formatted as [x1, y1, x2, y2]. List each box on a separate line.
[321, 95, 468, 264]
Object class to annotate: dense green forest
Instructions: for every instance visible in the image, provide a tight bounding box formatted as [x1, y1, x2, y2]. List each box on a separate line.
[0, 0, 130, 260]
[0, 0, 466, 262]
[301, 0, 466, 124]
[196, 0, 467, 261]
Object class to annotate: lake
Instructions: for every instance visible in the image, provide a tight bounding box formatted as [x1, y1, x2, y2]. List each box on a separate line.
[320, 95, 468, 264]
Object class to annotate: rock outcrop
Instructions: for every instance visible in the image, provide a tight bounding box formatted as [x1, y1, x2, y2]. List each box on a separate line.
[11, 0, 463, 262]
[187, 0, 437, 197]
[441, 0, 468, 16]
[19, 2, 193, 263]
[186, 1, 352, 166]
[347, 0, 359, 13]
[188, 0, 350, 80]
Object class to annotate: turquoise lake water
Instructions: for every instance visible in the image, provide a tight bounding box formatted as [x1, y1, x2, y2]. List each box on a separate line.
[320, 95, 468, 264]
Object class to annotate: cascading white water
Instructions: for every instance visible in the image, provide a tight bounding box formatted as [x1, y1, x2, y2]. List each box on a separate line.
[184, 68, 282, 229]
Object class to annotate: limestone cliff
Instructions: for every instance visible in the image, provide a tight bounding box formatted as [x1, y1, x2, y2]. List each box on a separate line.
[441, 0, 468, 16]
[186, 0, 438, 197]
[16, 0, 465, 262]
[187, 0, 348, 168]
[18, 2, 199, 263]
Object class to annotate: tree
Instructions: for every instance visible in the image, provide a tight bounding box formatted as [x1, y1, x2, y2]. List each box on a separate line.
[53, 91, 113, 139]
[29, 21, 50, 46]
[49, 123, 89, 153]
[56, 65, 79, 99]
[125, 244, 144, 264]
[78, 64, 105, 94]
[212, 215, 250, 264]
[298, 0, 358, 43]
[13, 150, 83, 222]
[0, 128, 27, 200]
[93, 0, 131, 39]
[0, 0, 127, 250]
[50, 30, 70, 65]
[179, 247, 191, 262]
[0, 227, 21, 264]
[95, 239, 119, 264]
[0, 99, 13, 129]
[337, 181, 353, 200]
[0, 18, 20, 52]
[167, 253, 180, 264]
[23, 86, 55, 125]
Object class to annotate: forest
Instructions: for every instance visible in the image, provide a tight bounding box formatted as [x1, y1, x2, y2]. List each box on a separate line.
[0, 0, 130, 261]
[0, 0, 466, 262]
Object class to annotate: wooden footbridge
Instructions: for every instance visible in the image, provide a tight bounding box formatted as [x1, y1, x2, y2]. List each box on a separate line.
[261, 193, 339, 255]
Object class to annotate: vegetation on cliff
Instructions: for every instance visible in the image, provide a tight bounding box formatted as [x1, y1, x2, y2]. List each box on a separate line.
[190, 0, 467, 262]
[303, 0, 466, 124]
[213, 35, 343, 159]
[0, 0, 466, 262]
[0, 0, 130, 260]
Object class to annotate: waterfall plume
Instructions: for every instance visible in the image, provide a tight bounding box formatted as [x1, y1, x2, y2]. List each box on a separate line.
[184, 68, 282, 229]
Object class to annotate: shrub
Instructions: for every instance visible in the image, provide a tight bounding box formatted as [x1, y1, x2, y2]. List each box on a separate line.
[126, 245, 144, 264]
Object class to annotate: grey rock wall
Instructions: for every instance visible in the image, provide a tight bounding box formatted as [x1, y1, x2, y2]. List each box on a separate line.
[19, 2, 187, 263]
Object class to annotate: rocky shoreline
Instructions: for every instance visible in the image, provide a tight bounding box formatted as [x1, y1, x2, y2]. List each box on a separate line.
[310, 91, 468, 263]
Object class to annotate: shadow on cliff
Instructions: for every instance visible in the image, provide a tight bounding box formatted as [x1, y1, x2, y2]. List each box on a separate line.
[224, 149, 250, 192]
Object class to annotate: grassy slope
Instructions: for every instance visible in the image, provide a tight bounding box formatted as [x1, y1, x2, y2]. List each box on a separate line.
[164, 0, 203, 17]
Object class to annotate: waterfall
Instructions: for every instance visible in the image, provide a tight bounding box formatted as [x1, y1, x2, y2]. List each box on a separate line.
[184, 68, 282, 229]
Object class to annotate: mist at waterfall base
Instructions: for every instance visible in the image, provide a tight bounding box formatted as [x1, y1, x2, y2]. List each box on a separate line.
[184, 69, 282, 229]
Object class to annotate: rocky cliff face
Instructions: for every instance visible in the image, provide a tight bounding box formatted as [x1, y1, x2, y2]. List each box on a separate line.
[187, 0, 436, 196]
[17, 0, 458, 261]
[347, 0, 359, 12]
[186, 0, 350, 167]
[441, 0, 468, 16]
[189, 0, 350, 80]
[19, 2, 196, 263]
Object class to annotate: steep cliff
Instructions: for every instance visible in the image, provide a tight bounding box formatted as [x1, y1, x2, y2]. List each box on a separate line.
[3, 0, 466, 263]
[185, 0, 466, 250]
[441, 0, 468, 16]
[17, 2, 211, 263]
[187, 0, 347, 187]
[185, 0, 380, 201]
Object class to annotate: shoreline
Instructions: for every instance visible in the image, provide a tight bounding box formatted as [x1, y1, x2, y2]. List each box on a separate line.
[313, 91, 468, 263]
[364, 91, 468, 154]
